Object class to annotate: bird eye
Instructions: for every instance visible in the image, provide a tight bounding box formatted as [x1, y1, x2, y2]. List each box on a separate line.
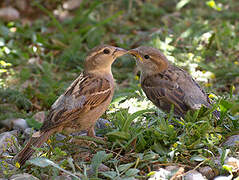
[103, 49, 110, 54]
[144, 55, 150, 59]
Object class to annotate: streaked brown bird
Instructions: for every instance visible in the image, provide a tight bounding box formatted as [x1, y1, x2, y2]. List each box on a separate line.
[129, 46, 219, 118]
[14, 45, 127, 166]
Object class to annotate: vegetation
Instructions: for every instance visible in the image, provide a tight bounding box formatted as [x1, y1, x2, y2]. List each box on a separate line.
[0, 0, 238, 179]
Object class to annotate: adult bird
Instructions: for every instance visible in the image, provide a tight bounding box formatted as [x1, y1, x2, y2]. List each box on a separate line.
[14, 45, 127, 166]
[128, 46, 219, 118]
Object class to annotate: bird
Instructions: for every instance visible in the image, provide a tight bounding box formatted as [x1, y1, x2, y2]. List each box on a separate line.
[128, 46, 219, 118]
[14, 44, 127, 166]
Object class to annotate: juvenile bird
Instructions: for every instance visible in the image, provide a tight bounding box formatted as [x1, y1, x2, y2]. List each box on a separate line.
[129, 46, 219, 118]
[14, 45, 127, 166]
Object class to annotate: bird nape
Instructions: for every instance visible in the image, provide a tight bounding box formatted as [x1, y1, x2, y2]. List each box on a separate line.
[128, 46, 220, 119]
[14, 45, 127, 166]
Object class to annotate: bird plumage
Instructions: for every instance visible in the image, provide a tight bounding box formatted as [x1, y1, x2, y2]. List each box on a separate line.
[14, 45, 126, 166]
[129, 46, 219, 118]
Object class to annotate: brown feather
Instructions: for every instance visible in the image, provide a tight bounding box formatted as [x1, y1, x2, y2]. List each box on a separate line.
[14, 131, 53, 166]
[129, 46, 220, 118]
[40, 73, 112, 132]
[13, 45, 126, 166]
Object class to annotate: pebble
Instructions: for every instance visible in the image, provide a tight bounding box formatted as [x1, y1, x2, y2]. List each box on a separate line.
[165, 165, 180, 171]
[28, 57, 41, 65]
[148, 168, 171, 180]
[10, 173, 39, 180]
[0, 7, 20, 21]
[184, 170, 207, 180]
[23, 128, 36, 139]
[0, 118, 29, 131]
[15, 0, 27, 11]
[224, 157, 239, 172]
[63, 0, 82, 10]
[54, 175, 72, 180]
[33, 111, 45, 123]
[0, 131, 20, 154]
[0, 159, 16, 176]
[87, 163, 110, 177]
[213, 175, 233, 180]
[198, 166, 215, 179]
[222, 135, 239, 147]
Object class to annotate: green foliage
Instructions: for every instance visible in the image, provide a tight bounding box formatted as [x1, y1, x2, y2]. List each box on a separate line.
[91, 151, 113, 177]
[0, 88, 32, 110]
[28, 157, 79, 179]
[26, 118, 42, 130]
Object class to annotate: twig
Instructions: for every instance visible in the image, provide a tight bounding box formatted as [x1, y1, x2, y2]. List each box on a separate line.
[152, 162, 192, 168]
[104, 148, 123, 158]
[170, 167, 184, 180]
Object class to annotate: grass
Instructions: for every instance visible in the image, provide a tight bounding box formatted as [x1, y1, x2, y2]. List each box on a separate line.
[0, 0, 239, 179]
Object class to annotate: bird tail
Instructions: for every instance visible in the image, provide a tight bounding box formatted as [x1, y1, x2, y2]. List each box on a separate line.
[14, 131, 52, 167]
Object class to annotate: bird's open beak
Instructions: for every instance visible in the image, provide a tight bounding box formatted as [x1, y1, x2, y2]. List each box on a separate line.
[128, 49, 143, 62]
[114, 47, 127, 57]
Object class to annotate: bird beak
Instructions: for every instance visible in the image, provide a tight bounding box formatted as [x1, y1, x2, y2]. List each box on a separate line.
[114, 47, 127, 57]
[128, 49, 143, 62]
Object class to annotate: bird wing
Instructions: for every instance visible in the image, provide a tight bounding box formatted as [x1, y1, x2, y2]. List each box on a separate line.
[142, 66, 211, 116]
[142, 72, 189, 116]
[40, 73, 112, 131]
[174, 67, 210, 110]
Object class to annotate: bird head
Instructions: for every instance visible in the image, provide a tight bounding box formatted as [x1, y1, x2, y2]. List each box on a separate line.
[84, 45, 127, 74]
[128, 46, 169, 76]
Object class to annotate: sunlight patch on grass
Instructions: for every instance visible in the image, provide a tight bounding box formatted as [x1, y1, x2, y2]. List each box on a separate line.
[110, 97, 154, 114]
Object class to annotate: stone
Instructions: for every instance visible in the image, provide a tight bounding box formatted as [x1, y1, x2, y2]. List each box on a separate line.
[148, 168, 171, 180]
[53, 173, 72, 180]
[199, 166, 215, 179]
[165, 165, 180, 171]
[15, 0, 27, 11]
[23, 128, 36, 138]
[95, 118, 112, 129]
[222, 135, 239, 147]
[12, 119, 28, 130]
[0, 118, 29, 131]
[33, 111, 45, 123]
[224, 157, 239, 172]
[0, 131, 20, 154]
[63, 0, 82, 10]
[213, 175, 233, 180]
[1, 151, 14, 161]
[10, 173, 39, 180]
[54, 176, 71, 180]
[0, 7, 20, 21]
[184, 170, 206, 180]
[98, 163, 110, 172]
[88, 163, 110, 176]
[28, 57, 41, 65]
[53, 9, 72, 21]
[0, 160, 16, 178]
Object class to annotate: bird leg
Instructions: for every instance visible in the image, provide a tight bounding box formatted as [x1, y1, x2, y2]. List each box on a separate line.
[87, 126, 96, 137]
[87, 126, 106, 141]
